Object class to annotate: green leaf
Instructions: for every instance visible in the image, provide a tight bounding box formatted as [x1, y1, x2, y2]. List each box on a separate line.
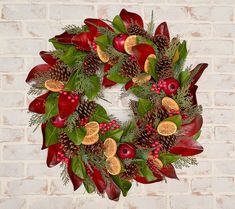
[64, 127, 86, 145]
[159, 153, 181, 165]
[84, 75, 101, 100]
[95, 35, 111, 50]
[176, 40, 187, 65]
[148, 57, 157, 80]
[111, 175, 132, 197]
[122, 120, 136, 136]
[45, 93, 58, 118]
[104, 129, 123, 142]
[49, 38, 71, 50]
[164, 115, 182, 129]
[137, 160, 156, 181]
[137, 98, 152, 117]
[90, 104, 109, 123]
[107, 65, 131, 84]
[193, 130, 201, 140]
[179, 70, 190, 87]
[136, 149, 152, 160]
[64, 70, 79, 91]
[45, 121, 60, 147]
[83, 178, 95, 193]
[71, 156, 87, 179]
[130, 86, 149, 99]
[112, 15, 127, 33]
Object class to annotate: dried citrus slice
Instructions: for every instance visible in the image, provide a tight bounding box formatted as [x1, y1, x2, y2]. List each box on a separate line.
[104, 138, 117, 158]
[157, 121, 177, 136]
[84, 121, 99, 137]
[82, 133, 99, 145]
[132, 74, 151, 84]
[124, 35, 137, 54]
[162, 97, 180, 112]
[144, 54, 156, 73]
[153, 158, 163, 169]
[106, 156, 121, 175]
[44, 79, 64, 92]
[97, 45, 109, 63]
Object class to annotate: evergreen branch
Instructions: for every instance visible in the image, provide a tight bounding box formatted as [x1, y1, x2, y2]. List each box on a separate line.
[65, 111, 79, 132]
[29, 113, 47, 127]
[27, 86, 44, 96]
[183, 105, 203, 124]
[165, 39, 180, 60]
[173, 87, 192, 110]
[146, 10, 155, 35]
[173, 157, 198, 169]
[62, 24, 87, 34]
[60, 163, 70, 185]
[49, 49, 65, 59]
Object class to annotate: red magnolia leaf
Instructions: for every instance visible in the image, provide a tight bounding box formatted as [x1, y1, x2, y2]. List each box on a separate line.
[58, 92, 80, 118]
[189, 85, 198, 105]
[46, 143, 61, 167]
[132, 44, 155, 70]
[170, 136, 204, 156]
[125, 80, 134, 90]
[28, 92, 50, 114]
[25, 64, 51, 84]
[84, 18, 113, 36]
[39, 51, 57, 66]
[55, 31, 74, 44]
[181, 114, 203, 137]
[71, 32, 93, 51]
[41, 123, 47, 150]
[67, 159, 83, 191]
[190, 63, 208, 88]
[134, 175, 163, 184]
[160, 164, 178, 179]
[102, 64, 116, 87]
[106, 178, 121, 201]
[120, 9, 144, 29]
[90, 167, 106, 194]
[155, 22, 170, 40]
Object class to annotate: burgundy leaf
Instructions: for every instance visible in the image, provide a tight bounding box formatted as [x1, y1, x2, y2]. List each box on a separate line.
[106, 178, 121, 201]
[46, 143, 61, 167]
[132, 44, 155, 70]
[170, 136, 204, 156]
[89, 167, 106, 194]
[39, 51, 57, 66]
[125, 80, 134, 90]
[181, 114, 203, 137]
[55, 31, 74, 44]
[190, 63, 208, 88]
[134, 175, 163, 184]
[155, 22, 170, 40]
[160, 164, 178, 179]
[41, 123, 47, 150]
[28, 92, 50, 114]
[102, 64, 116, 87]
[189, 85, 198, 105]
[71, 32, 94, 51]
[120, 9, 144, 29]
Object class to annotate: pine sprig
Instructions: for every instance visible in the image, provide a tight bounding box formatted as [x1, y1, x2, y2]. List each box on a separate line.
[49, 49, 65, 59]
[29, 113, 47, 127]
[165, 38, 180, 60]
[62, 24, 88, 34]
[146, 10, 155, 35]
[173, 157, 198, 169]
[60, 163, 70, 185]
[173, 87, 192, 110]
[65, 111, 79, 132]
[27, 86, 44, 96]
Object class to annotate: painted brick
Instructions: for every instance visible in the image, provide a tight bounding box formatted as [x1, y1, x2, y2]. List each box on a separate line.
[215, 92, 235, 106]
[0, 22, 22, 37]
[216, 195, 235, 209]
[213, 24, 235, 38]
[215, 126, 235, 141]
[215, 161, 235, 175]
[27, 163, 60, 177]
[0, 198, 25, 209]
[0, 92, 24, 107]
[2, 109, 29, 126]
[0, 163, 24, 177]
[214, 57, 235, 73]
[0, 127, 24, 142]
[0, 57, 24, 72]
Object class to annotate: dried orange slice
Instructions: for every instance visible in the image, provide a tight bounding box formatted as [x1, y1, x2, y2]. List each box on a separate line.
[106, 156, 121, 175]
[44, 79, 64, 92]
[153, 158, 163, 169]
[97, 45, 109, 63]
[124, 35, 137, 54]
[103, 138, 117, 158]
[157, 121, 177, 136]
[82, 133, 99, 145]
[132, 74, 151, 84]
[162, 97, 179, 112]
[84, 121, 99, 137]
[144, 54, 156, 73]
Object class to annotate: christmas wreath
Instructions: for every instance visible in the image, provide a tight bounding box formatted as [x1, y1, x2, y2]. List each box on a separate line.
[26, 9, 208, 201]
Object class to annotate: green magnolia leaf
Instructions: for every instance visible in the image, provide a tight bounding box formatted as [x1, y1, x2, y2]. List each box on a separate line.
[164, 115, 182, 129]
[64, 127, 86, 145]
[148, 57, 157, 80]
[112, 15, 127, 33]
[193, 130, 201, 140]
[64, 70, 78, 91]
[45, 121, 60, 146]
[176, 40, 187, 65]
[111, 175, 132, 197]
[137, 98, 152, 117]
[105, 129, 123, 142]
[179, 70, 190, 87]
[71, 156, 87, 179]
[136, 149, 151, 160]
[95, 35, 111, 50]
[83, 178, 95, 193]
[84, 75, 101, 100]
[107, 66, 131, 84]
[137, 160, 156, 181]
[129, 86, 149, 99]
[159, 153, 181, 165]
[90, 104, 109, 123]
[49, 38, 72, 50]
[45, 93, 59, 118]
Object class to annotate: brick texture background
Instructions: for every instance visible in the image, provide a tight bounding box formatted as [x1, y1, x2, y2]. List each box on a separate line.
[0, 0, 235, 209]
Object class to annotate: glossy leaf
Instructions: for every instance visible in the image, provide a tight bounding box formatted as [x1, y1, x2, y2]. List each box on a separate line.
[107, 64, 131, 84]
[71, 32, 93, 51]
[39, 51, 57, 66]
[104, 129, 124, 142]
[28, 92, 50, 114]
[160, 164, 178, 179]
[45, 121, 60, 147]
[181, 114, 203, 137]
[112, 175, 132, 197]
[159, 153, 181, 165]
[90, 104, 109, 123]
[137, 160, 156, 181]
[95, 34, 111, 50]
[46, 143, 60, 167]
[112, 15, 127, 33]
[64, 127, 86, 145]
[179, 70, 190, 87]
[83, 177, 95, 193]
[45, 93, 59, 118]
[148, 56, 157, 80]
[84, 75, 101, 100]
[189, 63, 208, 87]
[120, 9, 144, 29]
[55, 31, 74, 44]
[164, 115, 182, 129]
[71, 157, 87, 179]
[138, 98, 152, 117]
[155, 22, 170, 39]
[106, 178, 121, 201]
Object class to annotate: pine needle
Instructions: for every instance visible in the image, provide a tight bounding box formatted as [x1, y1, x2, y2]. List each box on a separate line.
[147, 10, 155, 35]
[60, 163, 70, 186]
[174, 157, 198, 169]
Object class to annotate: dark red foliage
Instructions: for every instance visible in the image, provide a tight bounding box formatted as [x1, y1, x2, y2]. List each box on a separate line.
[39, 51, 57, 66]
[125, 80, 134, 90]
[71, 32, 94, 51]
[46, 143, 61, 167]
[28, 92, 50, 114]
[181, 114, 203, 137]
[89, 167, 106, 194]
[160, 164, 178, 179]
[189, 63, 208, 88]
[134, 175, 163, 184]
[189, 85, 198, 105]
[102, 64, 116, 87]
[120, 9, 144, 29]
[106, 178, 121, 201]
[55, 31, 74, 44]
[67, 160, 83, 191]
[51, 115, 67, 128]
[155, 22, 170, 40]
[41, 123, 47, 150]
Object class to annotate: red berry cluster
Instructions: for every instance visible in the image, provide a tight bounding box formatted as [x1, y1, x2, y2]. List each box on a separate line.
[79, 117, 89, 126]
[99, 120, 120, 134]
[59, 91, 79, 103]
[145, 124, 158, 136]
[181, 113, 188, 120]
[151, 80, 167, 94]
[151, 141, 163, 159]
[92, 41, 97, 50]
[147, 159, 162, 175]
[168, 109, 181, 117]
[86, 166, 94, 177]
[57, 147, 69, 165]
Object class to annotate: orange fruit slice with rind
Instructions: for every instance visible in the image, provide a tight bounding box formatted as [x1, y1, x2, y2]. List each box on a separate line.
[44, 79, 64, 92]
[84, 121, 99, 137]
[153, 158, 163, 169]
[162, 97, 180, 112]
[157, 121, 177, 136]
[144, 54, 156, 73]
[103, 138, 117, 158]
[106, 156, 121, 175]
[82, 133, 99, 145]
[124, 35, 137, 54]
[97, 45, 109, 63]
[132, 74, 151, 84]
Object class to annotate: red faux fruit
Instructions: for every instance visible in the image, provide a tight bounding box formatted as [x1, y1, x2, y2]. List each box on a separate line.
[113, 34, 129, 53]
[162, 77, 180, 96]
[51, 115, 67, 128]
[117, 143, 136, 159]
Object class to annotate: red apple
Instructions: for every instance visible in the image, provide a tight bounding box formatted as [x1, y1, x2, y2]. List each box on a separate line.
[113, 34, 128, 53]
[51, 115, 67, 128]
[117, 143, 136, 159]
[163, 77, 180, 96]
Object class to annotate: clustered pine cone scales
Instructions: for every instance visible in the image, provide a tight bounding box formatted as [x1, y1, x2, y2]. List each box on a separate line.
[135, 130, 156, 149]
[84, 140, 104, 155]
[156, 56, 173, 79]
[120, 59, 141, 78]
[50, 63, 71, 82]
[151, 35, 170, 52]
[121, 163, 139, 180]
[83, 53, 101, 76]
[127, 24, 150, 39]
[76, 101, 97, 119]
[158, 135, 177, 151]
[144, 107, 168, 124]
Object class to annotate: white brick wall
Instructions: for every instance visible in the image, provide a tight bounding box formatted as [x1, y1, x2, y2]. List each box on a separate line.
[0, 0, 235, 209]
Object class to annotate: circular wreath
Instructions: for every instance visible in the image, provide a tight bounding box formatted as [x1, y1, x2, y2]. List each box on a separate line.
[26, 9, 208, 201]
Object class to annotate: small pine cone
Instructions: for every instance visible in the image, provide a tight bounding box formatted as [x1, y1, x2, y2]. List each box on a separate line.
[83, 53, 101, 76]
[151, 35, 170, 52]
[135, 130, 156, 149]
[84, 140, 104, 155]
[129, 100, 139, 117]
[50, 63, 71, 82]
[59, 132, 79, 158]
[120, 59, 141, 78]
[127, 24, 151, 39]
[76, 101, 97, 119]
[156, 56, 173, 79]
[144, 112, 156, 124]
[156, 106, 169, 120]
[158, 135, 177, 151]
[121, 163, 139, 180]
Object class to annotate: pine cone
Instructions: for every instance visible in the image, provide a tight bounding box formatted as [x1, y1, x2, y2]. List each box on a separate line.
[121, 163, 139, 180]
[127, 24, 150, 39]
[120, 58, 141, 78]
[156, 56, 173, 79]
[156, 106, 169, 120]
[158, 135, 177, 151]
[135, 130, 156, 149]
[76, 101, 97, 119]
[144, 112, 156, 124]
[83, 53, 101, 76]
[84, 140, 104, 155]
[151, 35, 169, 52]
[50, 63, 71, 82]
[59, 132, 79, 158]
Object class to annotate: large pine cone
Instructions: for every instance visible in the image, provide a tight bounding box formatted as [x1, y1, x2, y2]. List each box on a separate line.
[120, 58, 141, 78]
[156, 56, 173, 79]
[76, 101, 97, 119]
[135, 130, 156, 149]
[83, 53, 101, 76]
[158, 135, 177, 151]
[127, 24, 150, 39]
[151, 35, 170, 52]
[50, 63, 71, 82]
